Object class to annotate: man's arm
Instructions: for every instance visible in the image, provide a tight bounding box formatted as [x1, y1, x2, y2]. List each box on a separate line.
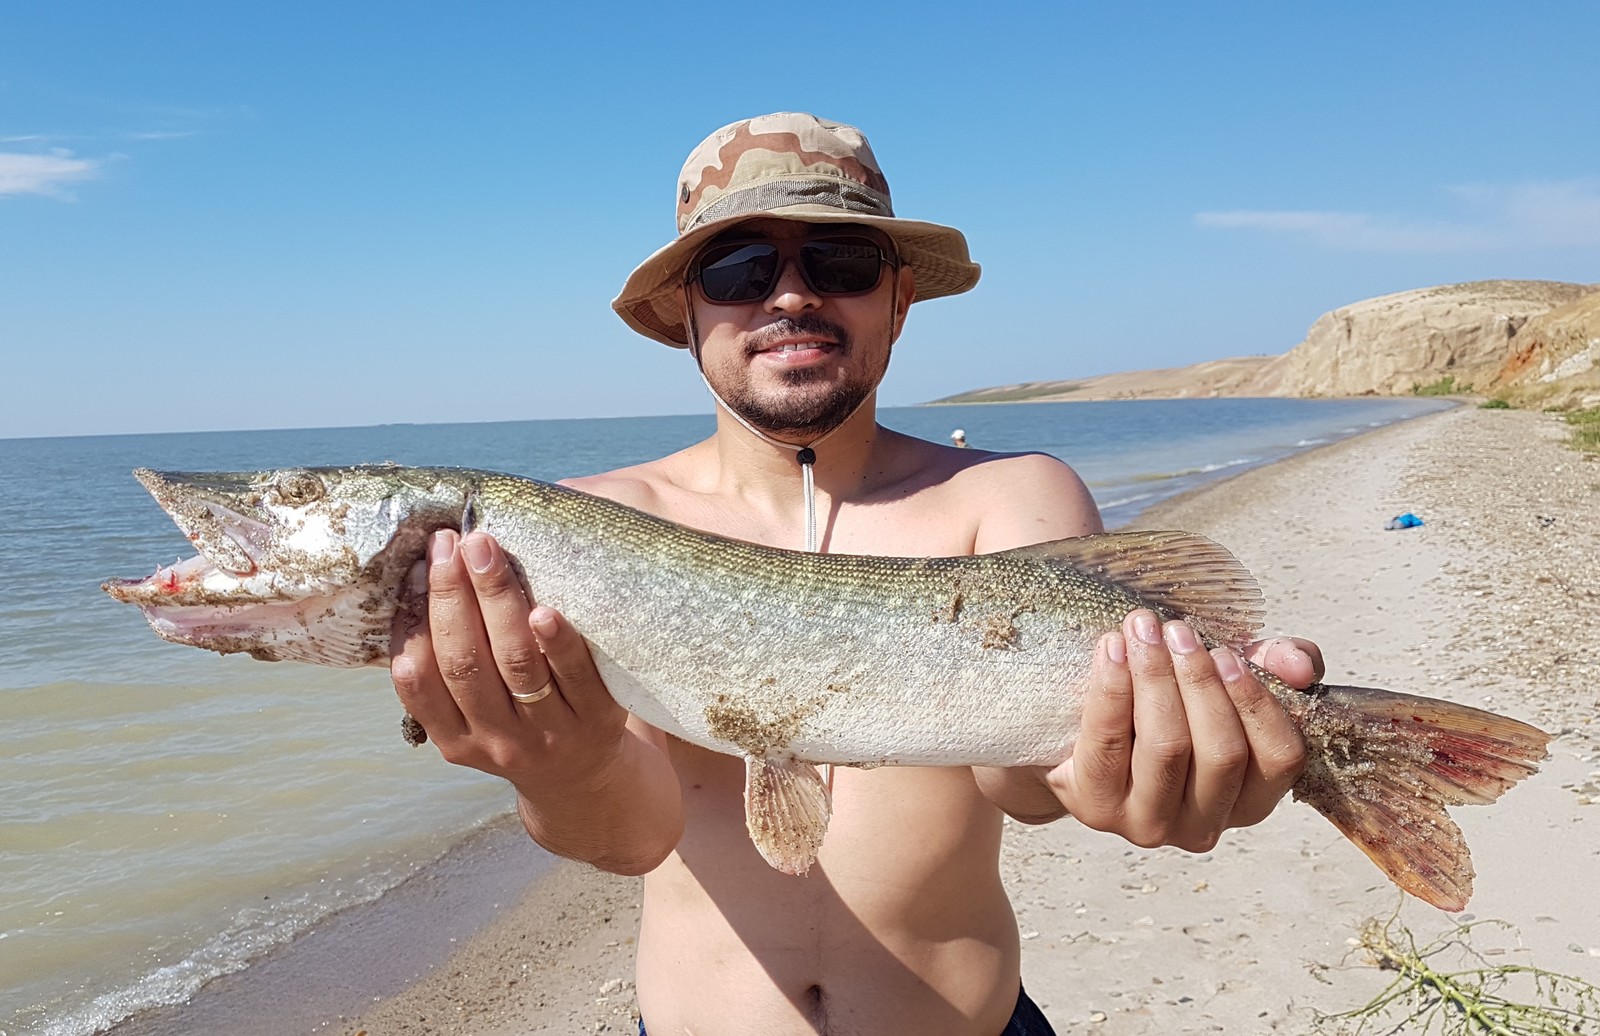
[390, 529, 684, 876]
[963, 453, 1312, 852]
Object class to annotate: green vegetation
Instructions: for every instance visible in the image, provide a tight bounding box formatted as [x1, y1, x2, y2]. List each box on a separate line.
[1413, 375, 1460, 397]
[1312, 915, 1600, 1035]
[1565, 406, 1600, 455]
[1479, 399, 1513, 409]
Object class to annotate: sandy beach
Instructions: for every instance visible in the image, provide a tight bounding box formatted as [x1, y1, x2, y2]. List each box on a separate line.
[114, 403, 1599, 1035]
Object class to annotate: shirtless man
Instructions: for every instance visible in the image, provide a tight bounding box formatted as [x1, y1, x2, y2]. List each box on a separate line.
[390, 113, 1317, 1036]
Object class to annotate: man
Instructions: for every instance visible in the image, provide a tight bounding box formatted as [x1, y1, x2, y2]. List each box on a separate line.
[390, 113, 1317, 1036]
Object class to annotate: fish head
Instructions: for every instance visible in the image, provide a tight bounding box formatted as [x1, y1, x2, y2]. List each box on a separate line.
[103, 465, 474, 667]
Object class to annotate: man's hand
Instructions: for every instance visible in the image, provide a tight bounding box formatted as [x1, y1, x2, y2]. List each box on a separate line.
[974, 608, 1318, 845]
[389, 529, 682, 874]
[1044, 609, 1314, 851]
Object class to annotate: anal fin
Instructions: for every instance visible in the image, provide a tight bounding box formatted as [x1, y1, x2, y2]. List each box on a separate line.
[744, 755, 832, 875]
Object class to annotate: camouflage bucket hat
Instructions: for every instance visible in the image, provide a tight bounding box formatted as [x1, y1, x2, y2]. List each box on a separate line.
[612, 112, 982, 347]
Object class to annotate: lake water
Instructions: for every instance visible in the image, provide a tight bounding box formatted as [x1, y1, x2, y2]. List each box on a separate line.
[0, 397, 1450, 1034]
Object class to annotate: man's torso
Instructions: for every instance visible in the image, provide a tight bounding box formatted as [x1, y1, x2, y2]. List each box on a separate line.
[561, 432, 1097, 1035]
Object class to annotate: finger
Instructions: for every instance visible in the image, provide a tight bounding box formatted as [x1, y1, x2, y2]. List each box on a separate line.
[1164, 621, 1249, 846]
[1242, 636, 1324, 689]
[1124, 610, 1191, 839]
[1213, 648, 1307, 826]
[528, 605, 622, 722]
[424, 529, 505, 717]
[390, 558, 468, 742]
[1051, 631, 1134, 823]
[459, 532, 553, 700]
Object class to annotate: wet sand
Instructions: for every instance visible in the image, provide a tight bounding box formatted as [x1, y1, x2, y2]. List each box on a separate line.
[114, 403, 1600, 1034]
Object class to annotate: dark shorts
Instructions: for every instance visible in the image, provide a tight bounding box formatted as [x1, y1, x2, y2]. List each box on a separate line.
[639, 983, 1057, 1035]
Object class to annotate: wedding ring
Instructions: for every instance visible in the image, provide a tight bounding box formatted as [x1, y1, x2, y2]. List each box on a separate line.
[510, 679, 555, 705]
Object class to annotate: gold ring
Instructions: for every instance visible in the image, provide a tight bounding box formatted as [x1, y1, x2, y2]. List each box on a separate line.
[510, 679, 555, 705]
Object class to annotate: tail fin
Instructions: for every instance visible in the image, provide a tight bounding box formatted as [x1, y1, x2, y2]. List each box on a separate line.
[1289, 684, 1550, 912]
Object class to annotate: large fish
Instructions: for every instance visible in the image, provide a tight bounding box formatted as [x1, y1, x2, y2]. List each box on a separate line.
[104, 465, 1549, 910]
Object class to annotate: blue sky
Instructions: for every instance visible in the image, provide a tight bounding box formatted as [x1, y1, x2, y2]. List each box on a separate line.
[4, 2, 1597, 438]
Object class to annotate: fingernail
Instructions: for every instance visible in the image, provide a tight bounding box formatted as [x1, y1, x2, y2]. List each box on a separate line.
[1132, 611, 1161, 644]
[461, 534, 493, 573]
[1104, 631, 1127, 665]
[429, 530, 456, 566]
[407, 560, 428, 595]
[1164, 621, 1200, 654]
[1212, 648, 1243, 682]
[530, 606, 557, 639]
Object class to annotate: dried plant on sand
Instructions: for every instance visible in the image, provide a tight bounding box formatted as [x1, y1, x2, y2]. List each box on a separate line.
[1313, 914, 1599, 1035]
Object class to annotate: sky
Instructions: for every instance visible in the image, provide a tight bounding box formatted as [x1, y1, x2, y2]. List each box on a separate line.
[3, 1, 1598, 439]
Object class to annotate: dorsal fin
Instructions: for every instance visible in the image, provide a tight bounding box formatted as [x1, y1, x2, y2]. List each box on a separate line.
[1005, 530, 1265, 648]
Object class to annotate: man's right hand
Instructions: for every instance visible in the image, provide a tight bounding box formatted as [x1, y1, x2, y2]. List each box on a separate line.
[389, 529, 683, 874]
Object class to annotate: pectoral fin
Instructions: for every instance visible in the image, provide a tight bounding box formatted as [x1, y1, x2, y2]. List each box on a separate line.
[744, 755, 832, 875]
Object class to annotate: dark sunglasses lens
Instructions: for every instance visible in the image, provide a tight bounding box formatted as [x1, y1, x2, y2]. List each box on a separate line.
[801, 239, 886, 294]
[698, 243, 780, 302]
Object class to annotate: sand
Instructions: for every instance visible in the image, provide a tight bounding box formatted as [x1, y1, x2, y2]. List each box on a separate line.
[116, 404, 1600, 1035]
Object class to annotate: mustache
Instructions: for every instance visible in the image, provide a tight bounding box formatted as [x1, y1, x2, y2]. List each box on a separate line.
[743, 316, 851, 357]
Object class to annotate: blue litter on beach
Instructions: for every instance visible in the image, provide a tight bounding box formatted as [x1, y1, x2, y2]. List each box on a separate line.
[1385, 512, 1424, 530]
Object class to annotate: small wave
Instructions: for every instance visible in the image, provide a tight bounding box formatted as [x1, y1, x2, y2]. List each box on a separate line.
[1293, 437, 1331, 447]
[1197, 457, 1255, 474]
[1096, 489, 1160, 510]
[35, 861, 423, 1036]
[1120, 457, 1257, 483]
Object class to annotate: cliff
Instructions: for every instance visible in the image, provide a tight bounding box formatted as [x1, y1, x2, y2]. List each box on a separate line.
[932, 279, 1600, 408]
[1250, 280, 1595, 398]
[1490, 289, 1600, 409]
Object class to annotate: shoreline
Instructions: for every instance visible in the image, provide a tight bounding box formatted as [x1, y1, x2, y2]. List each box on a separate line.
[106, 404, 1598, 1035]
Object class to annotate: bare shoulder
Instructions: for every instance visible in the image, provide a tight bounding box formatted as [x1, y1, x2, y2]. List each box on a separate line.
[940, 447, 1103, 552]
[559, 461, 673, 515]
[558, 446, 712, 523]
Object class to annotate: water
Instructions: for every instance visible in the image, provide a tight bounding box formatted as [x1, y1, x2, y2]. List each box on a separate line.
[0, 398, 1449, 1033]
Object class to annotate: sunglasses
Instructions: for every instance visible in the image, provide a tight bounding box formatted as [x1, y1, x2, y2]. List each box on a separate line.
[691, 234, 897, 304]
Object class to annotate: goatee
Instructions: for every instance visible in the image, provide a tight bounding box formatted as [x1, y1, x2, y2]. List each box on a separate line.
[719, 317, 883, 440]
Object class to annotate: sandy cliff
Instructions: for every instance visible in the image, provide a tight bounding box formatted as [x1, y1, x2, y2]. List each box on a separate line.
[1492, 288, 1600, 408]
[1251, 279, 1594, 397]
[936, 279, 1600, 407]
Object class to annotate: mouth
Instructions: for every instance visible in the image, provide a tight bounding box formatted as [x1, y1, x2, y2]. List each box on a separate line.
[102, 469, 278, 607]
[751, 338, 840, 367]
[102, 468, 395, 667]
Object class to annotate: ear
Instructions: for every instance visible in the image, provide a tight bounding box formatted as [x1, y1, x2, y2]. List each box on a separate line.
[891, 264, 915, 342]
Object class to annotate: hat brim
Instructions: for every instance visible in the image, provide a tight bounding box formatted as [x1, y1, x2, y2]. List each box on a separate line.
[611, 206, 981, 347]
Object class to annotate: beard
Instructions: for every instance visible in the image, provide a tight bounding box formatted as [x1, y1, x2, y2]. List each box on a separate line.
[710, 315, 889, 441]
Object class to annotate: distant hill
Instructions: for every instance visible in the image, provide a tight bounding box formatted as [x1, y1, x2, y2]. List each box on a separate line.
[933, 279, 1600, 410]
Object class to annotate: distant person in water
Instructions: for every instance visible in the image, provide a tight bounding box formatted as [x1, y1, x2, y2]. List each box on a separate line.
[951, 428, 970, 448]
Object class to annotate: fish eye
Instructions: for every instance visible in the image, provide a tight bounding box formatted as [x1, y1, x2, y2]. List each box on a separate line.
[271, 471, 326, 506]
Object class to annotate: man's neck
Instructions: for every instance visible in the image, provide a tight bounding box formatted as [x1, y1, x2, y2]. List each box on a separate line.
[707, 397, 888, 509]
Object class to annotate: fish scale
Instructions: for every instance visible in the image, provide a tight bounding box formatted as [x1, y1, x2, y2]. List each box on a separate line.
[105, 464, 1552, 909]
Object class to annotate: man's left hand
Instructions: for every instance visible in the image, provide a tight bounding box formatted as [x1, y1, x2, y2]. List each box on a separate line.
[1043, 609, 1317, 851]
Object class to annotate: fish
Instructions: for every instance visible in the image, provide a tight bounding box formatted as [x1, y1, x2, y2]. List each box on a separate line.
[103, 464, 1551, 911]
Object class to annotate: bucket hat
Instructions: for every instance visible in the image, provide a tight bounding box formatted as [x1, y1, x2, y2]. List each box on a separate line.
[612, 112, 981, 347]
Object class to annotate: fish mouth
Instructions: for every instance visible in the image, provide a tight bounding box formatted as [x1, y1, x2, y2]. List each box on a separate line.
[143, 468, 271, 572]
[102, 469, 288, 608]
[103, 468, 393, 666]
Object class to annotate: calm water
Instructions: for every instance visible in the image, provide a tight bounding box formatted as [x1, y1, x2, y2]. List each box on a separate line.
[0, 398, 1449, 1034]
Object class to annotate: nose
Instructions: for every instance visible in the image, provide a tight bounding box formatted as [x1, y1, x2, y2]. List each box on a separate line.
[763, 256, 821, 314]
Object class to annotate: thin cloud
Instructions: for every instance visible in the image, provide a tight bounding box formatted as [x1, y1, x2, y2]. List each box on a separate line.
[0, 150, 101, 199]
[1196, 178, 1600, 252]
[123, 129, 199, 141]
